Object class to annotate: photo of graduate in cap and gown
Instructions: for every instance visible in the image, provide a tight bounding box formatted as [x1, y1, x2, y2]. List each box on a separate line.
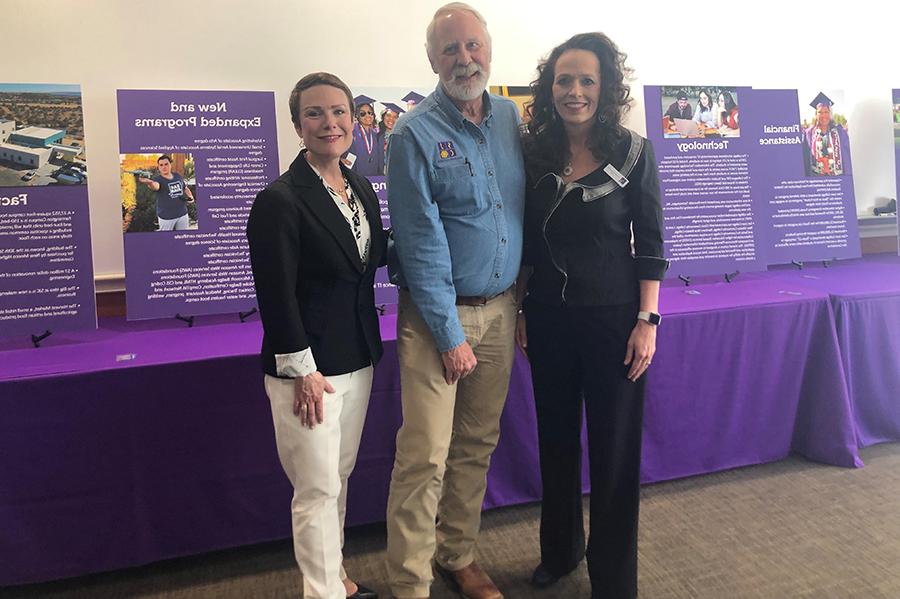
[802, 91, 852, 177]
[401, 91, 425, 113]
[378, 102, 405, 156]
[346, 94, 385, 177]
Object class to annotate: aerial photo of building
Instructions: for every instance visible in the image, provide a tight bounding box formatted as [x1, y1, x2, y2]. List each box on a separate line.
[0, 124, 66, 168]
[9, 125, 66, 148]
[0, 118, 14, 142]
[0, 143, 51, 167]
[0, 83, 87, 186]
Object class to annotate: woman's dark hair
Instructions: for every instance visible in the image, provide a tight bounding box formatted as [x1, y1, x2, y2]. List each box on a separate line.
[289, 72, 355, 127]
[719, 90, 737, 112]
[523, 32, 632, 175]
[696, 89, 714, 113]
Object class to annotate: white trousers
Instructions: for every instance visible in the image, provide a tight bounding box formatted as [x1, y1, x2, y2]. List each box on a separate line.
[264, 365, 374, 599]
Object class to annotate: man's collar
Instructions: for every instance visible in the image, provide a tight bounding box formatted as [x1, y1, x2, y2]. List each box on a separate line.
[434, 83, 493, 130]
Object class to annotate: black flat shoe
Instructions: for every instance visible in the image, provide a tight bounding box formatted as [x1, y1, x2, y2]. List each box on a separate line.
[530, 563, 573, 588]
[347, 582, 378, 599]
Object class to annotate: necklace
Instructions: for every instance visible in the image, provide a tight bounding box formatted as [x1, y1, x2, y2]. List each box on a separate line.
[305, 154, 348, 194]
[563, 148, 582, 177]
[327, 177, 350, 196]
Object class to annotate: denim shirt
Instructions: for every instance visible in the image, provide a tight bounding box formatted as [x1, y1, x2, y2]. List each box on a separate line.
[386, 84, 525, 352]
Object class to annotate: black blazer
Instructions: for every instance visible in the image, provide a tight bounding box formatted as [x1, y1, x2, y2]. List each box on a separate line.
[247, 150, 387, 377]
[523, 130, 668, 307]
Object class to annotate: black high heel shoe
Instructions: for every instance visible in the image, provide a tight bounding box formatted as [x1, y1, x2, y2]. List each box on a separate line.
[347, 582, 378, 599]
[530, 562, 576, 588]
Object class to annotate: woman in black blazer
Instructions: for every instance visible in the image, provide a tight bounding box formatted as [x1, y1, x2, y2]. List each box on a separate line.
[246, 72, 385, 599]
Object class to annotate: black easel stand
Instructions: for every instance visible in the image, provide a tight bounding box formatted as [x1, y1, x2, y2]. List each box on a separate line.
[376, 304, 386, 316]
[678, 274, 692, 287]
[238, 308, 258, 323]
[725, 270, 740, 283]
[175, 314, 194, 328]
[791, 260, 804, 270]
[31, 330, 52, 348]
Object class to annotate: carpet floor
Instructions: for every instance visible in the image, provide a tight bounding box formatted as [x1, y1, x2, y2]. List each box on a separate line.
[4, 443, 899, 599]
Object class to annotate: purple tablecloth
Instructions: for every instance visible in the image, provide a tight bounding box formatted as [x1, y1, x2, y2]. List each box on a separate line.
[0, 278, 863, 586]
[648, 276, 862, 479]
[762, 254, 900, 447]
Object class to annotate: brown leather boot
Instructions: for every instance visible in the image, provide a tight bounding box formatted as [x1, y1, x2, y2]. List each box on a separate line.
[435, 562, 503, 599]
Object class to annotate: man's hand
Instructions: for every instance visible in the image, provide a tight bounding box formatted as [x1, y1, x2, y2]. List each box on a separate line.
[138, 177, 159, 191]
[440, 341, 477, 385]
[293, 371, 335, 429]
[515, 312, 528, 359]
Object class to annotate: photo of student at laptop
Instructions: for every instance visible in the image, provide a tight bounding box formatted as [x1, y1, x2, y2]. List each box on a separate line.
[661, 87, 741, 139]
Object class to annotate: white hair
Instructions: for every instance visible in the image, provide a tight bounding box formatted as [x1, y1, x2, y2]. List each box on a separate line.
[425, 2, 490, 61]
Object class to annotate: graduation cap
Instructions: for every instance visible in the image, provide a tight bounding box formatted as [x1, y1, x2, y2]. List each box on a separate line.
[402, 91, 426, 106]
[381, 102, 406, 115]
[354, 94, 377, 108]
[809, 91, 834, 109]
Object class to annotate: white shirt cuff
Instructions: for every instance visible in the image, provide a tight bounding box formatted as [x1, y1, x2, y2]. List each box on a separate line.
[275, 348, 317, 378]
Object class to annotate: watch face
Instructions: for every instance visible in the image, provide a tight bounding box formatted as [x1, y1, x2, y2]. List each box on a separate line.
[639, 311, 661, 325]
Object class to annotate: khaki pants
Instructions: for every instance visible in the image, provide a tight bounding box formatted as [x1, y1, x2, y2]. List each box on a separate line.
[265, 366, 374, 599]
[386, 288, 517, 598]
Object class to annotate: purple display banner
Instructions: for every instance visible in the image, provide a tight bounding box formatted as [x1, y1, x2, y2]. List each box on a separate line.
[754, 89, 860, 264]
[345, 85, 431, 315]
[0, 186, 97, 338]
[117, 90, 279, 320]
[366, 175, 397, 314]
[0, 82, 96, 339]
[644, 86, 768, 278]
[894, 89, 900, 255]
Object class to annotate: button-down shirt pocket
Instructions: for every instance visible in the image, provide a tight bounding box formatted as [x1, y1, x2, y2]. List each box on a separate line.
[430, 161, 478, 216]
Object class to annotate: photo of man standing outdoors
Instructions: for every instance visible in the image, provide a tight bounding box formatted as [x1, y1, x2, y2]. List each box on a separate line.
[139, 154, 195, 231]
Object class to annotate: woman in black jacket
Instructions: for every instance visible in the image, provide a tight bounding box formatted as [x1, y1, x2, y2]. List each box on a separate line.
[516, 33, 668, 599]
[247, 72, 384, 599]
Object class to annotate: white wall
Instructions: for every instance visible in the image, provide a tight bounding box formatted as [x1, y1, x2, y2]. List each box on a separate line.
[3, 0, 895, 279]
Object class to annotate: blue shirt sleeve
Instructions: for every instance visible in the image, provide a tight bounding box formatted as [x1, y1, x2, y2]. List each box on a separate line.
[387, 129, 466, 352]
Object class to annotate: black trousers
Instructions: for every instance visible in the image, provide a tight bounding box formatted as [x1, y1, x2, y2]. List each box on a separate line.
[525, 299, 645, 599]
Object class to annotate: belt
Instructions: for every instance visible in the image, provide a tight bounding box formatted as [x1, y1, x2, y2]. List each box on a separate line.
[399, 287, 510, 306]
[455, 291, 506, 306]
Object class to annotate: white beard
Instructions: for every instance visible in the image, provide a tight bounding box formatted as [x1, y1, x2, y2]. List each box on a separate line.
[442, 64, 489, 102]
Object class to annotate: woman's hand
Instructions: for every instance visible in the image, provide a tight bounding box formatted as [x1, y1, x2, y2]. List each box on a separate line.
[624, 320, 657, 382]
[293, 371, 335, 429]
[515, 312, 528, 358]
